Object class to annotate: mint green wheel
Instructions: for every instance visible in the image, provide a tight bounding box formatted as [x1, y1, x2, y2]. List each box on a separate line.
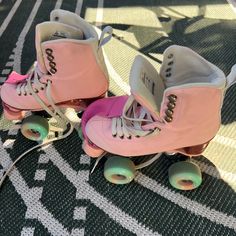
[168, 161, 202, 190]
[77, 126, 84, 141]
[21, 115, 49, 141]
[104, 157, 136, 184]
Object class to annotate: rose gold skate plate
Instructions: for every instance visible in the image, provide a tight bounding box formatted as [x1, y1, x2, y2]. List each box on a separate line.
[2, 94, 105, 121]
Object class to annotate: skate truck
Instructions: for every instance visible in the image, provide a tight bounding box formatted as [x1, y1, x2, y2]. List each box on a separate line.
[81, 45, 236, 190]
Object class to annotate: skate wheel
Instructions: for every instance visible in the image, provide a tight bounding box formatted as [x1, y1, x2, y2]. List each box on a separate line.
[168, 161, 202, 190]
[104, 157, 136, 184]
[21, 115, 49, 141]
[82, 139, 105, 158]
[77, 126, 84, 141]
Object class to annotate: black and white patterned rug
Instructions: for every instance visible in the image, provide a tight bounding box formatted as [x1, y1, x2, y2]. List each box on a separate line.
[0, 0, 236, 235]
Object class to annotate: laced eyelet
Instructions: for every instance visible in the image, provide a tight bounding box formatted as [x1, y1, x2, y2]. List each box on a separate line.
[165, 116, 173, 122]
[120, 136, 124, 139]
[127, 136, 132, 139]
[112, 134, 117, 137]
[168, 61, 174, 66]
[168, 53, 173, 59]
[148, 128, 158, 134]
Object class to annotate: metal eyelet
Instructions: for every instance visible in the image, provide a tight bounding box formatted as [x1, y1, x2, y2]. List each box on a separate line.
[46, 48, 53, 55]
[168, 94, 177, 103]
[165, 109, 173, 117]
[167, 102, 176, 109]
[167, 53, 173, 59]
[49, 61, 56, 67]
[165, 116, 173, 122]
[170, 94, 177, 98]
[54, 16, 59, 21]
[47, 55, 54, 61]
[46, 48, 57, 74]
[165, 94, 177, 122]
[50, 68, 57, 74]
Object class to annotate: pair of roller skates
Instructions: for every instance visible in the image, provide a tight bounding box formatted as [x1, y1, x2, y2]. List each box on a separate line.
[1, 10, 235, 190]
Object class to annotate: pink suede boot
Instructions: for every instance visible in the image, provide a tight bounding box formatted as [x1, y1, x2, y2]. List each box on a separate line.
[1, 9, 111, 141]
[82, 45, 229, 189]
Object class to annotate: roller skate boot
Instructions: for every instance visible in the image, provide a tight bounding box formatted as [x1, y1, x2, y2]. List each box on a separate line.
[0, 9, 111, 141]
[82, 45, 229, 189]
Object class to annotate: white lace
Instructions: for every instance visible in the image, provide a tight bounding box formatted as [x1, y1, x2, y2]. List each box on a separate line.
[111, 96, 158, 139]
[0, 63, 75, 188]
[16, 63, 45, 96]
[16, 63, 70, 124]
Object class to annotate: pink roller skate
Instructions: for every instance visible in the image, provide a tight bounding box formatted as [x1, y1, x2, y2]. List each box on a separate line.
[82, 45, 232, 190]
[1, 9, 112, 141]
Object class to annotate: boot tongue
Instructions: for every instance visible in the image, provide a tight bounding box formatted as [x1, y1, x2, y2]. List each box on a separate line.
[35, 22, 83, 73]
[129, 55, 165, 120]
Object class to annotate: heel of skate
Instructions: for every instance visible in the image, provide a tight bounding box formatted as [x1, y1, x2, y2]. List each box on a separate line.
[178, 141, 210, 156]
[82, 139, 105, 158]
[3, 103, 25, 120]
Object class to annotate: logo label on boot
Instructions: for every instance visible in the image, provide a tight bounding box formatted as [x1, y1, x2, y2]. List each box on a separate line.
[50, 31, 69, 40]
[141, 71, 155, 95]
